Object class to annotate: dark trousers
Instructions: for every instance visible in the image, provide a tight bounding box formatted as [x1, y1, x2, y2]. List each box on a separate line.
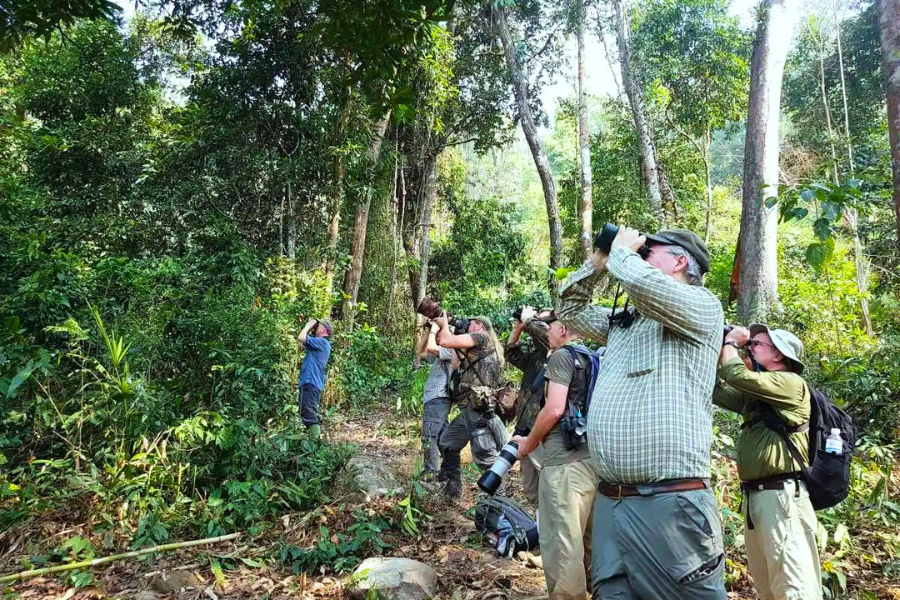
[423, 397, 452, 473]
[298, 383, 322, 426]
[591, 486, 727, 600]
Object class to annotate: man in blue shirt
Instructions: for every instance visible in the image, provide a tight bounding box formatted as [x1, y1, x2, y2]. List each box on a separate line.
[297, 319, 333, 440]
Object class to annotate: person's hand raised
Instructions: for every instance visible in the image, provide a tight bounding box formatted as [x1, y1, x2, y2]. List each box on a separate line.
[519, 305, 536, 323]
[612, 226, 647, 253]
[725, 326, 751, 347]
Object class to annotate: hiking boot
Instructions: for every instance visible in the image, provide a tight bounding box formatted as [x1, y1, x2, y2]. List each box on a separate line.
[442, 476, 462, 499]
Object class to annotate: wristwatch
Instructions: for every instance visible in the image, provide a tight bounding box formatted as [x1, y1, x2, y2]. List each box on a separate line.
[724, 341, 741, 350]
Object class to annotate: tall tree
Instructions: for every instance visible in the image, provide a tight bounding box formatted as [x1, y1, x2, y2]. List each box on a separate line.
[341, 111, 392, 321]
[611, 0, 671, 222]
[737, 0, 797, 322]
[632, 0, 750, 244]
[877, 0, 900, 246]
[576, 3, 593, 259]
[491, 3, 564, 272]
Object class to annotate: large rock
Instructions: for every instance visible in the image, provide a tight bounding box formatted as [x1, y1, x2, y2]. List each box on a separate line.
[342, 455, 402, 498]
[349, 557, 437, 600]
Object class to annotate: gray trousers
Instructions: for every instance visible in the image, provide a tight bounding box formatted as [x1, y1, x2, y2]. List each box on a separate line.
[591, 486, 727, 600]
[438, 405, 508, 472]
[422, 397, 451, 473]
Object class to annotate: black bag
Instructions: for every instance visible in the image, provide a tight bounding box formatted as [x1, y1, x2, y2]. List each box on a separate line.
[473, 496, 539, 557]
[754, 385, 855, 511]
[558, 345, 605, 450]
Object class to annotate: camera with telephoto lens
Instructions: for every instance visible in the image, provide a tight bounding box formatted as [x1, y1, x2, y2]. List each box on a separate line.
[477, 426, 530, 495]
[594, 223, 651, 259]
[417, 297, 470, 334]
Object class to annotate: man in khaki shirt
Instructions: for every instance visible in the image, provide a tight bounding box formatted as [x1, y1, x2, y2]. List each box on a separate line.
[514, 312, 598, 600]
[715, 325, 821, 600]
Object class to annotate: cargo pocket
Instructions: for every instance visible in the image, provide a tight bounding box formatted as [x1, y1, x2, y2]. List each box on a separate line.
[470, 425, 499, 468]
[660, 492, 723, 584]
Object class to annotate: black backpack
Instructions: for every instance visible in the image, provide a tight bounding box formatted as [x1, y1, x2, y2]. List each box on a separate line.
[473, 496, 539, 557]
[754, 385, 855, 510]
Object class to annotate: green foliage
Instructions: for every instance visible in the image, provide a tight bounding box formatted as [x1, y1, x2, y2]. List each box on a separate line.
[279, 512, 391, 575]
[633, 0, 751, 135]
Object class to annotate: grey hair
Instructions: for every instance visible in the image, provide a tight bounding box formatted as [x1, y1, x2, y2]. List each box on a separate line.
[665, 245, 703, 285]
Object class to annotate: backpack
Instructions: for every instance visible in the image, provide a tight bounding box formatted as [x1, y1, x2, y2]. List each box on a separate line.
[556, 345, 604, 450]
[473, 496, 539, 558]
[561, 344, 605, 415]
[752, 385, 855, 511]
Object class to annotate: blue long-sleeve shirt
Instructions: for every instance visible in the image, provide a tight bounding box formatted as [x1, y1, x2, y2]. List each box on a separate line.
[298, 336, 332, 391]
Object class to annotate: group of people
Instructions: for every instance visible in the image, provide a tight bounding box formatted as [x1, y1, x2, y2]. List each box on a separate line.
[296, 225, 825, 600]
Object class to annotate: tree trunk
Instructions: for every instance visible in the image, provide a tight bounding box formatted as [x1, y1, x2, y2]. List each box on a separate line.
[324, 89, 353, 288]
[577, 15, 593, 259]
[877, 0, 900, 247]
[492, 4, 563, 272]
[737, 0, 797, 323]
[285, 179, 296, 259]
[612, 0, 665, 222]
[341, 111, 392, 322]
[417, 158, 437, 308]
[704, 127, 713, 246]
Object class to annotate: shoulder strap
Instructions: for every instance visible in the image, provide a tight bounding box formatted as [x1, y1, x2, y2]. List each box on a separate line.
[747, 402, 809, 471]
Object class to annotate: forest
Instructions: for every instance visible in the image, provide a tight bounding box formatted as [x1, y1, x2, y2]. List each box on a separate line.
[1, 0, 900, 598]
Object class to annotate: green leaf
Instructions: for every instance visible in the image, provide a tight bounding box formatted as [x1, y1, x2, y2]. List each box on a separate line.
[554, 267, 571, 281]
[806, 238, 835, 274]
[7, 360, 36, 398]
[764, 196, 778, 209]
[813, 218, 832, 241]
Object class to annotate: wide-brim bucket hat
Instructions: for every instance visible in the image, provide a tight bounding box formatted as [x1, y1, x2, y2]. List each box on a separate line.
[749, 324, 805, 374]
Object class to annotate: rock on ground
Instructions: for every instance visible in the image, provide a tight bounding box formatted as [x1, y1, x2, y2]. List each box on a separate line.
[348, 557, 437, 600]
[341, 454, 402, 498]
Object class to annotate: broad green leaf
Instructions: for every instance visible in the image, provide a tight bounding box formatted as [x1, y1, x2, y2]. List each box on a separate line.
[806, 239, 834, 274]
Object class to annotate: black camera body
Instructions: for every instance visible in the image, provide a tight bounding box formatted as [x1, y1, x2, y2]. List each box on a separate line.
[511, 306, 523, 321]
[594, 223, 651, 259]
[449, 316, 470, 334]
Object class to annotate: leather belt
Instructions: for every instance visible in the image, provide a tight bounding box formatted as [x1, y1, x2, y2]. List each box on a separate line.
[599, 479, 708, 499]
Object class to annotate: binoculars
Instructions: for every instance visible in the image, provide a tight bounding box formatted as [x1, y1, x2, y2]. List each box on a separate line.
[594, 223, 651, 259]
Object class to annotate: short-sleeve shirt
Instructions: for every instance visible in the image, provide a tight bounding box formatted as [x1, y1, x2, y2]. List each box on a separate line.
[423, 347, 454, 404]
[298, 336, 331, 391]
[456, 332, 501, 408]
[541, 345, 592, 467]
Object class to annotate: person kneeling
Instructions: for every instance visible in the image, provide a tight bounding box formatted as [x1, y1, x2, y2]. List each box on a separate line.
[714, 325, 821, 600]
[513, 312, 598, 600]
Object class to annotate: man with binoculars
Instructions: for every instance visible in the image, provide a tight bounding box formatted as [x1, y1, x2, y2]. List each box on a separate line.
[557, 225, 726, 600]
[297, 318, 333, 441]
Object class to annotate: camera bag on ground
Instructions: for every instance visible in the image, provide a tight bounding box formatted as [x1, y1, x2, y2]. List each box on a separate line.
[473, 496, 539, 558]
[749, 385, 855, 510]
[557, 345, 605, 450]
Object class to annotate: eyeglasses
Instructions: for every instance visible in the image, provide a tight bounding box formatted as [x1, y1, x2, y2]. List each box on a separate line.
[748, 340, 777, 350]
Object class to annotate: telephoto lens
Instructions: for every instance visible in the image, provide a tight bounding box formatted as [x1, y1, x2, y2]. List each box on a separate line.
[477, 440, 520, 495]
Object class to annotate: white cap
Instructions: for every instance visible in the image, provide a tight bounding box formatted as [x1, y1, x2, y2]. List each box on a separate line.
[831, 428, 841, 435]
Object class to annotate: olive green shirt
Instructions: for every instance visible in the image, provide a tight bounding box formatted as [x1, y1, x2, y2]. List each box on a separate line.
[713, 357, 810, 481]
[541, 343, 592, 467]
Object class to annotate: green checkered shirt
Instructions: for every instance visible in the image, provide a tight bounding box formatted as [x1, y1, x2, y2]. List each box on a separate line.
[557, 247, 724, 484]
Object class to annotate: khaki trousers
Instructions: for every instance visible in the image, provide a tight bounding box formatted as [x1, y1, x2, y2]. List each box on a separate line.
[538, 458, 598, 600]
[744, 480, 822, 600]
[520, 445, 543, 507]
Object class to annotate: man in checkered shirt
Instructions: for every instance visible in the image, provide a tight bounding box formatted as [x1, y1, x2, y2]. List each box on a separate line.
[556, 226, 726, 600]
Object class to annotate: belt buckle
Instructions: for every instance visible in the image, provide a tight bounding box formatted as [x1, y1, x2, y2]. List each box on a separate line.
[610, 484, 624, 500]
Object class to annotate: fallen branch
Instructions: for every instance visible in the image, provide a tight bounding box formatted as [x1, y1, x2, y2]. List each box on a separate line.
[0, 533, 241, 585]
